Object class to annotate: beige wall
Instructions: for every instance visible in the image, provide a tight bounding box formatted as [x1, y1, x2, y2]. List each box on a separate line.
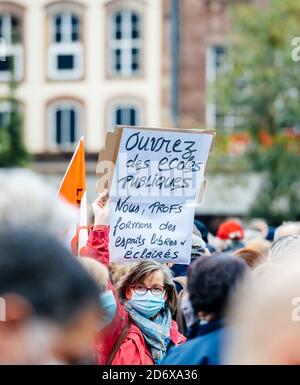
[0, 0, 162, 154]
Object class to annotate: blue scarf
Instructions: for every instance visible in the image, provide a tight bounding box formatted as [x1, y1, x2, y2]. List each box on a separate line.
[124, 302, 172, 364]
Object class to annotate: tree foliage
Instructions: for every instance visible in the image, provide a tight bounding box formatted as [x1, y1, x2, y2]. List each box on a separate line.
[0, 69, 30, 167]
[213, 0, 300, 224]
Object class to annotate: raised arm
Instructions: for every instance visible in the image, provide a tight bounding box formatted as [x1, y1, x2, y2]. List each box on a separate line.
[80, 190, 110, 267]
[82, 191, 130, 365]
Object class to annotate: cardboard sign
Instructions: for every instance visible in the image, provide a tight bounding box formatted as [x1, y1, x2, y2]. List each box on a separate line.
[97, 126, 215, 264]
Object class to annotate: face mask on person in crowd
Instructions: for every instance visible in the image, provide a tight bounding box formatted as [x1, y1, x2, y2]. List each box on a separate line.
[129, 291, 165, 319]
[99, 290, 117, 328]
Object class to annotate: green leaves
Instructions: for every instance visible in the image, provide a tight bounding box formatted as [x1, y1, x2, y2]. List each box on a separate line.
[212, 0, 300, 224]
[0, 97, 30, 167]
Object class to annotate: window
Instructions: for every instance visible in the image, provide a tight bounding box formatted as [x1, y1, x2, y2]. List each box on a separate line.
[0, 13, 23, 81]
[206, 45, 226, 83]
[48, 11, 83, 80]
[48, 101, 83, 150]
[206, 45, 232, 130]
[109, 10, 142, 77]
[108, 101, 142, 131]
[214, 110, 243, 131]
[0, 101, 12, 127]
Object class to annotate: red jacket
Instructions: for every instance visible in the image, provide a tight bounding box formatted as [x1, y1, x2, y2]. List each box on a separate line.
[81, 225, 186, 365]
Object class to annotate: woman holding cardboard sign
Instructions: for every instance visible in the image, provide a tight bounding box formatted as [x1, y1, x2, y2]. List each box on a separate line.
[81, 190, 186, 365]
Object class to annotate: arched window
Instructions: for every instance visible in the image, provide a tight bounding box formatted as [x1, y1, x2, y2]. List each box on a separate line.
[0, 8, 23, 81]
[47, 4, 83, 80]
[53, 13, 80, 43]
[109, 9, 142, 77]
[108, 100, 142, 131]
[48, 100, 83, 150]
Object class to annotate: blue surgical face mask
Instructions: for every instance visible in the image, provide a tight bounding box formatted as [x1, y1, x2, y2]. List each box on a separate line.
[99, 290, 117, 328]
[128, 291, 166, 319]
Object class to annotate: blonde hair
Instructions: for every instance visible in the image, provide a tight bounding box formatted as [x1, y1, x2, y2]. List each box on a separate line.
[78, 257, 109, 291]
[116, 261, 177, 313]
[109, 262, 131, 285]
[234, 248, 266, 268]
[245, 239, 271, 258]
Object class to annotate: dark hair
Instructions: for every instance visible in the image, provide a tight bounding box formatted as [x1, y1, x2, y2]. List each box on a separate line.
[187, 253, 247, 317]
[0, 227, 101, 325]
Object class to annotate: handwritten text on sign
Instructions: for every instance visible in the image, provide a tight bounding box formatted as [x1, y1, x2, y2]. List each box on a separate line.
[109, 128, 213, 264]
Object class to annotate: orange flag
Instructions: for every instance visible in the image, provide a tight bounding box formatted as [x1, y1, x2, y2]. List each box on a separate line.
[58, 137, 89, 255]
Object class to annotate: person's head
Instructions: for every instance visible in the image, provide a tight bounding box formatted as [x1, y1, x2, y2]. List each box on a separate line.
[252, 262, 284, 281]
[109, 262, 132, 285]
[79, 257, 117, 329]
[227, 264, 300, 364]
[79, 257, 109, 292]
[274, 223, 299, 243]
[234, 248, 266, 269]
[245, 238, 271, 258]
[191, 225, 210, 257]
[217, 220, 244, 241]
[269, 235, 300, 266]
[187, 253, 248, 321]
[169, 228, 210, 279]
[171, 251, 210, 292]
[249, 219, 269, 239]
[0, 169, 77, 241]
[0, 228, 101, 364]
[117, 261, 177, 317]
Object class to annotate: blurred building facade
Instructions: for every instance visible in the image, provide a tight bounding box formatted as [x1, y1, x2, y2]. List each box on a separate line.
[0, 0, 264, 214]
[162, 0, 266, 130]
[0, 0, 162, 164]
[0, 0, 260, 161]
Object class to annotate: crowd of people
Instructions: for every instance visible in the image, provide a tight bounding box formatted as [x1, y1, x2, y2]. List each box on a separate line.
[0, 168, 300, 365]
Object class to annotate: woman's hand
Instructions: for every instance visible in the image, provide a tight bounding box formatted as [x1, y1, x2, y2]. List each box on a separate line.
[92, 189, 110, 226]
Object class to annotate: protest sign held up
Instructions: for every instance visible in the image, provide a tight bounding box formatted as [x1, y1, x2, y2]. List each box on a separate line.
[97, 126, 215, 264]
